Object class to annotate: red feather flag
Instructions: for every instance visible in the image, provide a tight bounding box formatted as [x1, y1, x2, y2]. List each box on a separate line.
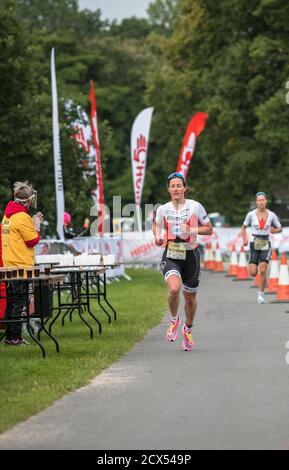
[89, 80, 104, 234]
[176, 112, 208, 177]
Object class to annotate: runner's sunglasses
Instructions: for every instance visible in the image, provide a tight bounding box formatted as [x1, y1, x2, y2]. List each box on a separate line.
[167, 172, 186, 182]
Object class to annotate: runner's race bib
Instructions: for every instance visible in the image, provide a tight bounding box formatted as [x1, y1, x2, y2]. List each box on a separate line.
[167, 242, 186, 260]
[254, 238, 269, 251]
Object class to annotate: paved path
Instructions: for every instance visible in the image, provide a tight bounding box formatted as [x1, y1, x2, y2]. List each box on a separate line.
[1, 272, 289, 450]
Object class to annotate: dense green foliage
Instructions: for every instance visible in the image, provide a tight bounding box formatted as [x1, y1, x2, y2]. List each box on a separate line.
[1, 0, 289, 230]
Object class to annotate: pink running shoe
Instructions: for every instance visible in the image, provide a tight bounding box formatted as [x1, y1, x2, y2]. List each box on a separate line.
[182, 325, 195, 351]
[166, 316, 180, 342]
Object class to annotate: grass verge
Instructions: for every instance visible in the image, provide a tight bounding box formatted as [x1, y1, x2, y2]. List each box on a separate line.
[0, 269, 167, 433]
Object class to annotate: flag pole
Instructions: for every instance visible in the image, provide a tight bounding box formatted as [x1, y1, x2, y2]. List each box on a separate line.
[51, 48, 65, 240]
[89, 80, 105, 252]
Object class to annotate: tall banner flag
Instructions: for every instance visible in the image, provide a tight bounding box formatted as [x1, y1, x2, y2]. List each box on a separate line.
[89, 80, 104, 234]
[176, 112, 208, 177]
[51, 48, 65, 240]
[131, 107, 154, 232]
[65, 100, 96, 176]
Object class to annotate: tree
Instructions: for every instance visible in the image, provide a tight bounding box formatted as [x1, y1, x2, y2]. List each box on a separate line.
[0, 0, 155, 231]
[147, 0, 180, 35]
[145, 0, 289, 223]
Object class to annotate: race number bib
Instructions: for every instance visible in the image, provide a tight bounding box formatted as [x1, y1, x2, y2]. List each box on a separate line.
[254, 238, 269, 251]
[167, 242, 186, 260]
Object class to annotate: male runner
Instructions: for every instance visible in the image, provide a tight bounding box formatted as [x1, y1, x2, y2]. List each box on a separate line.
[241, 191, 282, 304]
[153, 172, 213, 351]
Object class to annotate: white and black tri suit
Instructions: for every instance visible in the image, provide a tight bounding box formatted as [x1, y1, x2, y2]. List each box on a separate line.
[155, 199, 210, 293]
[243, 209, 281, 265]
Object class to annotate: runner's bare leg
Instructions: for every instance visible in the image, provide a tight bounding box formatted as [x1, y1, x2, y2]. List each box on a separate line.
[259, 261, 268, 292]
[183, 291, 197, 326]
[166, 275, 181, 317]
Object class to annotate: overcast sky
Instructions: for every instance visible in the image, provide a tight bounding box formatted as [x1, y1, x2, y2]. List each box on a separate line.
[78, 0, 151, 22]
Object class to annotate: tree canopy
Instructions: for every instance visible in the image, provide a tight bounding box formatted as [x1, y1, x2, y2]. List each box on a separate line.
[1, 0, 288, 232]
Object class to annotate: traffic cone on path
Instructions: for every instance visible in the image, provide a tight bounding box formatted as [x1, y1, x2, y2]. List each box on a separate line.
[203, 243, 210, 270]
[265, 249, 279, 295]
[271, 252, 289, 303]
[213, 242, 224, 272]
[233, 246, 251, 281]
[207, 243, 214, 271]
[226, 244, 238, 277]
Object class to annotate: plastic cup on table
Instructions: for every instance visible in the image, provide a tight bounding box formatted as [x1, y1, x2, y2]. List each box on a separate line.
[34, 267, 40, 277]
[5, 268, 13, 279]
[12, 268, 18, 278]
[26, 268, 33, 279]
[18, 267, 25, 278]
[103, 254, 115, 266]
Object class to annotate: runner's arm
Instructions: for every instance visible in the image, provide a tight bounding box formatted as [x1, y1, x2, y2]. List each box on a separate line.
[270, 213, 282, 234]
[153, 208, 165, 246]
[181, 203, 213, 236]
[270, 226, 282, 234]
[183, 222, 213, 235]
[241, 212, 251, 246]
[198, 222, 213, 236]
[241, 224, 249, 246]
[153, 222, 165, 246]
[194, 203, 212, 235]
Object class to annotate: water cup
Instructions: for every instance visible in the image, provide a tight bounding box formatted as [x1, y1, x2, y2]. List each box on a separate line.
[27, 269, 33, 279]
[18, 268, 24, 277]
[103, 254, 115, 266]
[34, 268, 40, 277]
[6, 270, 12, 279]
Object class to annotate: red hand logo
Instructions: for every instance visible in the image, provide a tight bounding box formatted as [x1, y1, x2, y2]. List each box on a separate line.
[134, 134, 147, 162]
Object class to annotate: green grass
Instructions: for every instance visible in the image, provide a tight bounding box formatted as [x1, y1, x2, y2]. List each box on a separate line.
[0, 269, 167, 434]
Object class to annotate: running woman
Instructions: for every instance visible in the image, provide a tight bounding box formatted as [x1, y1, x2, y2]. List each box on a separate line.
[241, 191, 282, 304]
[153, 172, 213, 351]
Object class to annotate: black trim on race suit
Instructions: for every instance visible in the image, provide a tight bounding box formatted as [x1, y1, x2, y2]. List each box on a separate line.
[249, 241, 272, 265]
[161, 247, 201, 293]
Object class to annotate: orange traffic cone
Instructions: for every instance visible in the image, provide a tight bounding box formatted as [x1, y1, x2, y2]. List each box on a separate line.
[213, 242, 224, 272]
[233, 246, 251, 281]
[265, 249, 279, 295]
[207, 243, 214, 270]
[226, 244, 238, 277]
[203, 243, 210, 270]
[271, 252, 289, 303]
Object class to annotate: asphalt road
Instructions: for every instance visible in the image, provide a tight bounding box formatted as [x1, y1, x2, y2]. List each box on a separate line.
[1, 271, 289, 450]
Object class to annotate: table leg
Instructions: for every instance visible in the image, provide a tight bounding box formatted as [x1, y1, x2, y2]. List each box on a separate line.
[76, 272, 94, 338]
[101, 271, 117, 321]
[27, 320, 46, 358]
[85, 272, 102, 334]
[37, 280, 60, 353]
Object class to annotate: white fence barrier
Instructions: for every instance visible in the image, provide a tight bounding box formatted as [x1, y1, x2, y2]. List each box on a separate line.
[36, 236, 124, 278]
[37, 227, 289, 266]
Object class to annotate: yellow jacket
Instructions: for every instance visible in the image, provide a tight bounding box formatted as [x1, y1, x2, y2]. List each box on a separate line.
[1, 201, 40, 267]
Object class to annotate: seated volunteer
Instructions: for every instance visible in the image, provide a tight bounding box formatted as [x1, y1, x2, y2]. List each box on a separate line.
[1, 181, 43, 346]
[153, 172, 213, 351]
[241, 191, 282, 304]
